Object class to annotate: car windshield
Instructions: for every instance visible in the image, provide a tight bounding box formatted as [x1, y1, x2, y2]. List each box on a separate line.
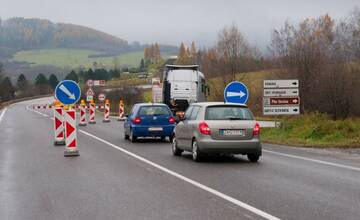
[138, 106, 171, 116]
[205, 105, 254, 120]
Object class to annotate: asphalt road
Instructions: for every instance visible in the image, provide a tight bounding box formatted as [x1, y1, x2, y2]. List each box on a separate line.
[1, 97, 360, 220]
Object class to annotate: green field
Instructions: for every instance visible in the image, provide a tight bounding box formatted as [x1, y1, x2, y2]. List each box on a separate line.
[12, 48, 144, 69]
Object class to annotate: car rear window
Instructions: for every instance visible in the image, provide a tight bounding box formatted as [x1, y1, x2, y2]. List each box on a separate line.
[138, 106, 171, 116]
[205, 105, 254, 120]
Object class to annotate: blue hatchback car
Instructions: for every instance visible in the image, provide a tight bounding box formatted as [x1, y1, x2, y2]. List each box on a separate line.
[124, 103, 176, 142]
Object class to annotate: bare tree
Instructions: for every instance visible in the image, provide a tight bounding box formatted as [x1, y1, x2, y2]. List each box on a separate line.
[217, 24, 252, 83]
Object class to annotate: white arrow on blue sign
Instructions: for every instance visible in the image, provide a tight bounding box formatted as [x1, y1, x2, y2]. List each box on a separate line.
[55, 80, 81, 105]
[224, 81, 249, 104]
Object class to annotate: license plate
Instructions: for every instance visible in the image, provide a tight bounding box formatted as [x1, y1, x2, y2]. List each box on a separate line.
[220, 129, 244, 136]
[149, 127, 163, 131]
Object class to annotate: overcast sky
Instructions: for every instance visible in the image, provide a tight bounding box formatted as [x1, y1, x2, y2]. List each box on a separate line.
[1, 0, 359, 49]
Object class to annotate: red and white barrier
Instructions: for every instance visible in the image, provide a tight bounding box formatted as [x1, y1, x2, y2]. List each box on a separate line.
[89, 103, 96, 124]
[33, 104, 54, 109]
[64, 109, 79, 157]
[78, 105, 87, 126]
[103, 101, 110, 123]
[118, 101, 126, 121]
[53, 107, 65, 146]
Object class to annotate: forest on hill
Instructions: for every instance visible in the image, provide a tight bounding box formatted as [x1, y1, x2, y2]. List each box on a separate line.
[0, 17, 177, 59]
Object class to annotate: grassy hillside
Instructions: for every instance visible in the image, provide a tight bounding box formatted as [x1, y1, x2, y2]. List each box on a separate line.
[12, 49, 144, 69]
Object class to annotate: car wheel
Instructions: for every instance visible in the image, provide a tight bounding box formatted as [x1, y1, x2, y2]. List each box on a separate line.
[124, 133, 129, 140]
[169, 134, 174, 143]
[160, 136, 166, 142]
[192, 140, 203, 162]
[172, 136, 183, 156]
[247, 154, 260, 162]
[129, 129, 137, 143]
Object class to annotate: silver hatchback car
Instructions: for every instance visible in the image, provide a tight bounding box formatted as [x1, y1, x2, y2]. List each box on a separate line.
[172, 102, 261, 162]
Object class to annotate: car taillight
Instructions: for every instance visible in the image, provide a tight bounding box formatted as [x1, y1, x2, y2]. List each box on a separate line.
[132, 117, 141, 124]
[169, 117, 175, 124]
[253, 122, 260, 136]
[199, 121, 211, 135]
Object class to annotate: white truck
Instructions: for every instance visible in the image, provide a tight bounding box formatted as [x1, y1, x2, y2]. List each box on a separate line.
[162, 65, 209, 114]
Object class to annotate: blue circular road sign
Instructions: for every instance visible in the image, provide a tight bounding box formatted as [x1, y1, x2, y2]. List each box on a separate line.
[224, 81, 249, 104]
[55, 80, 81, 105]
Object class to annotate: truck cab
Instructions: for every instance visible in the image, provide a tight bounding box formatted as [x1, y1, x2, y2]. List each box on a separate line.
[163, 65, 208, 114]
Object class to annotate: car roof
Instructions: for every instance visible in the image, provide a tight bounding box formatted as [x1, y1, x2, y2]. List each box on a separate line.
[134, 103, 168, 107]
[190, 102, 248, 107]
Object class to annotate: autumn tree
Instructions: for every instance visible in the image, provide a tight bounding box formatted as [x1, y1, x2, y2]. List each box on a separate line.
[175, 42, 191, 64]
[271, 13, 360, 118]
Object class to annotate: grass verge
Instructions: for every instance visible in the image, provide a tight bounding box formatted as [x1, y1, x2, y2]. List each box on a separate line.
[261, 112, 360, 148]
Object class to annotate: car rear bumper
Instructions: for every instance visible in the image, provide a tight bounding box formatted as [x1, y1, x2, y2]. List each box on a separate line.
[197, 137, 262, 155]
[132, 125, 175, 137]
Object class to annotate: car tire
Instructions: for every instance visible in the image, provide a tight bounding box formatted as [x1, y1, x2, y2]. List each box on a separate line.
[160, 136, 166, 142]
[192, 140, 203, 162]
[129, 129, 137, 143]
[247, 154, 260, 162]
[172, 136, 183, 156]
[169, 134, 174, 143]
[124, 133, 129, 140]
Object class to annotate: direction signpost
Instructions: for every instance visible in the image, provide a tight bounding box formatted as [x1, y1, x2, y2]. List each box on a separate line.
[263, 79, 300, 115]
[94, 80, 106, 86]
[224, 81, 249, 104]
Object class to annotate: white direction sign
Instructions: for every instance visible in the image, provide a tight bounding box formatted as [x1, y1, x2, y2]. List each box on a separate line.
[263, 106, 300, 115]
[94, 80, 106, 86]
[264, 88, 299, 97]
[264, 80, 299, 89]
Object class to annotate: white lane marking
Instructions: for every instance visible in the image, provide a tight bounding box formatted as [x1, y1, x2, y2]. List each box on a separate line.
[264, 150, 360, 172]
[0, 108, 7, 123]
[78, 129, 280, 220]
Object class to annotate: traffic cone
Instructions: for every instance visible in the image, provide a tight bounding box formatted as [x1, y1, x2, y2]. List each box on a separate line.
[117, 100, 126, 121]
[64, 109, 80, 157]
[53, 100, 65, 146]
[89, 99, 96, 124]
[78, 99, 87, 126]
[103, 99, 111, 123]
